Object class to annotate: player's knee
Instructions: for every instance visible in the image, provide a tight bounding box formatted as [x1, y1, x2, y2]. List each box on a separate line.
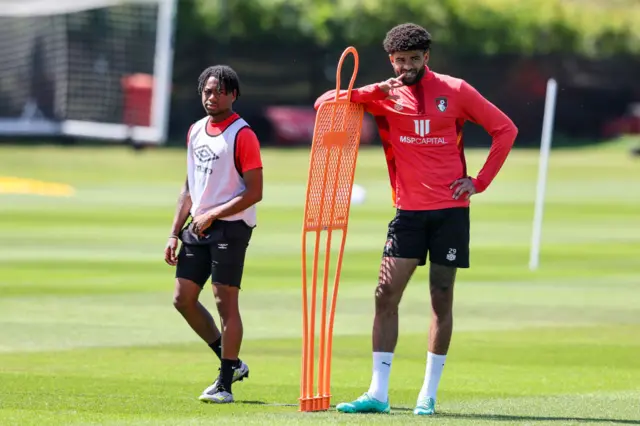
[173, 278, 202, 312]
[432, 306, 453, 323]
[217, 303, 241, 322]
[430, 292, 453, 320]
[374, 283, 401, 312]
[172, 293, 195, 312]
[213, 283, 240, 320]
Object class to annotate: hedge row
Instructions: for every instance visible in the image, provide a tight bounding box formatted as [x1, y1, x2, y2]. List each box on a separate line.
[185, 0, 640, 56]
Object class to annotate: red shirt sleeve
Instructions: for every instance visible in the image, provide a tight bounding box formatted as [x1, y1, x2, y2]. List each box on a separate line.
[459, 80, 518, 193]
[314, 86, 395, 204]
[234, 127, 263, 173]
[314, 84, 388, 115]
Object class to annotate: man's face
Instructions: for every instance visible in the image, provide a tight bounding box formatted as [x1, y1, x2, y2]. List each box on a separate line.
[389, 50, 429, 86]
[201, 76, 236, 117]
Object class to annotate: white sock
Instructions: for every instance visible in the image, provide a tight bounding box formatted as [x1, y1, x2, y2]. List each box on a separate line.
[367, 352, 393, 402]
[418, 352, 446, 402]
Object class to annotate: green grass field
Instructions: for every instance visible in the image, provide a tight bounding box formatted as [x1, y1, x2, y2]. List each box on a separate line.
[1, 141, 639, 425]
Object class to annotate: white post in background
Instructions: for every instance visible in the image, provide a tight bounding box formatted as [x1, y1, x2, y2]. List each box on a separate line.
[151, 0, 178, 144]
[529, 78, 558, 271]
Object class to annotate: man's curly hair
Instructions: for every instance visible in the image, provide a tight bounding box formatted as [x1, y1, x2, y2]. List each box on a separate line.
[197, 65, 241, 98]
[383, 23, 432, 54]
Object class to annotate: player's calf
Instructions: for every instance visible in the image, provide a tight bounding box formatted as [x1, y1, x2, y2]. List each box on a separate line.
[173, 278, 222, 349]
[361, 257, 419, 405]
[203, 283, 244, 399]
[214, 284, 243, 359]
[412, 262, 457, 414]
[373, 257, 417, 351]
[428, 263, 455, 355]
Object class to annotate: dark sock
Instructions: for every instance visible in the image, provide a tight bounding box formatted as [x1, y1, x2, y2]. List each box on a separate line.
[208, 337, 222, 360]
[220, 358, 235, 392]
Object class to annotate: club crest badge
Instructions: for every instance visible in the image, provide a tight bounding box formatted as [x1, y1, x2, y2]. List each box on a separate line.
[436, 97, 447, 112]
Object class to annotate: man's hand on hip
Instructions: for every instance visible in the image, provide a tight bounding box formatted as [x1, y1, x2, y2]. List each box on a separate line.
[450, 177, 477, 200]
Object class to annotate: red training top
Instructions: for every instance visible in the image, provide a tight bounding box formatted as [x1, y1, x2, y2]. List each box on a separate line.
[314, 66, 518, 211]
[187, 113, 263, 174]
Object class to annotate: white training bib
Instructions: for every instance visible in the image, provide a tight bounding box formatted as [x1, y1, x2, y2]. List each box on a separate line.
[186, 116, 256, 227]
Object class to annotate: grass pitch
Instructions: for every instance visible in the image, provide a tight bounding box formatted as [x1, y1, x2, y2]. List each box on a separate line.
[0, 141, 639, 425]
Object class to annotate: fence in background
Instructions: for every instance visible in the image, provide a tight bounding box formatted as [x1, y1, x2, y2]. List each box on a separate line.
[168, 42, 640, 148]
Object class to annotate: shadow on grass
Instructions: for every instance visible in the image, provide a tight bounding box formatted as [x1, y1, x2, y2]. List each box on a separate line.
[239, 401, 640, 424]
[239, 400, 298, 407]
[438, 412, 640, 424]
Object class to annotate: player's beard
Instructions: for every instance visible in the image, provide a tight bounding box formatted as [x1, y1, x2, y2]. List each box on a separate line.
[398, 67, 425, 86]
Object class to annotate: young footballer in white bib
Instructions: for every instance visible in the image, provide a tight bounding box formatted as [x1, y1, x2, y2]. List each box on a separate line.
[164, 65, 263, 404]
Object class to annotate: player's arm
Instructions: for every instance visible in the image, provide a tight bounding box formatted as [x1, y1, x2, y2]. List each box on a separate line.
[313, 76, 404, 112]
[314, 84, 385, 110]
[170, 176, 192, 236]
[165, 176, 192, 265]
[197, 128, 263, 225]
[457, 81, 518, 194]
[170, 123, 196, 237]
[165, 125, 196, 265]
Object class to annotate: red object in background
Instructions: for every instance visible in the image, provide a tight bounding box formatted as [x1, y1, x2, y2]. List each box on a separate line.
[121, 73, 154, 127]
[603, 116, 640, 138]
[264, 106, 377, 145]
[602, 103, 640, 138]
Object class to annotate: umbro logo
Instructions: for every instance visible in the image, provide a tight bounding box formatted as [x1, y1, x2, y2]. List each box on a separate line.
[194, 145, 219, 163]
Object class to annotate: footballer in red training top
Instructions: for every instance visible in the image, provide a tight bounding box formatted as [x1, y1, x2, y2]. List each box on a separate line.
[314, 23, 518, 416]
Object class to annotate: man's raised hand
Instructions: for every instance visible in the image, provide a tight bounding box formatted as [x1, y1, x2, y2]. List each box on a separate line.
[377, 74, 405, 100]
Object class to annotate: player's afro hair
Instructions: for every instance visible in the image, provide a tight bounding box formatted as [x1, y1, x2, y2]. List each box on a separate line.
[383, 23, 432, 54]
[197, 65, 241, 98]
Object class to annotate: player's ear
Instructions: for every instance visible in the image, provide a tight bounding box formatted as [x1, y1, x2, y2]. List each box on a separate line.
[388, 54, 394, 65]
[424, 50, 430, 64]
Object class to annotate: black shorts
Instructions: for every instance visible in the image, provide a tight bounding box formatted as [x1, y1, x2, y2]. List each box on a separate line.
[175, 219, 253, 288]
[382, 208, 470, 268]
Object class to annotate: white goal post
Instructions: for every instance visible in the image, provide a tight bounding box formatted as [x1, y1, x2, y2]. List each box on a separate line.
[0, 0, 177, 145]
[529, 78, 558, 271]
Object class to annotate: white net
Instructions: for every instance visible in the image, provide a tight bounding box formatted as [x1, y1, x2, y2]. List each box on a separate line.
[0, 0, 176, 144]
